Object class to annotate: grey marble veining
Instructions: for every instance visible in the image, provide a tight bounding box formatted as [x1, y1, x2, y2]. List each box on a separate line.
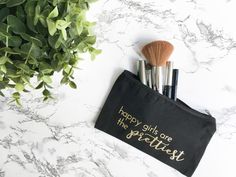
[1, 0, 236, 177]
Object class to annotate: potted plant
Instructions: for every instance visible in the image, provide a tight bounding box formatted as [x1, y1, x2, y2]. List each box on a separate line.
[0, 0, 101, 105]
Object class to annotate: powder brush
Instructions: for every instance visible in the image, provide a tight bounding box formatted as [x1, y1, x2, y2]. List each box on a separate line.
[141, 41, 174, 93]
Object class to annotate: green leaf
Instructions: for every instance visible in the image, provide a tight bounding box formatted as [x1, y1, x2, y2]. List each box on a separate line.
[30, 44, 42, 59]
[26, 16, 36, 33]
[61, 29, 67, 40]
[8, 84, 15, 88]
[44, 82, 53, 89]
[20, 33, 42, 47]
[1, 65, 7, 73]
[24, 1, 37, 33]
[35, 82, 44, 89]
[0, 91, 4, 97]
[69, 81, 77, 89]
[34, 5, 41, 25]
[16, 6, 25, 21]
[48, 34, 61, 49]
[90, 48, 102, 60]
[6, 0, 26, 7]
[37, 0, 47, 8]
[7, 15, 26, 34]
[0, 75, 3, 81]
[56, 20, 71, 30]
[47, 6, 58, 19]
[0, 83, 6, 90]
[40, 8, 50, 26]
[41, 68, 53, 74]
[39, 62, 53, 74]
[64, 65, 71, 74]
[43, 96, 49, 101]
[6, 68, 18, 78]
[47, 20, 57, 36]
[17, 63, 31, 73]
[15, 99, 22, 106]
[60, 76, 69, 84]
[12, 92, 20, 99]
[21, 75, 30, 84]
[23, 89, 30, 92]
[28, 58, 38, 65]
[52, 0, 58, 6]
[39, 17, 47, 27]
[41, 75, 52, 84]
[15, 83, 24, 92]
[0, 8, 9, 22]
[8, 36, 22, 47]
[77, 42, 87, 52]
[0, 56, 8, 65]
[84, 36, 96, 45]
[21, 43, 42, 59]
[0, 23, 22, 47]
[69, 56, 78, 66]
[55, 20, 71, 40]
[43, 89, 50, 96]
[46, 7, 59, 36]
[0, 22, 9, 34]
[75, 21, 83, 35]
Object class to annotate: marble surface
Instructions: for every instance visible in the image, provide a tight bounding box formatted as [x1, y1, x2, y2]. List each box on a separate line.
[1, 0, 236, 176]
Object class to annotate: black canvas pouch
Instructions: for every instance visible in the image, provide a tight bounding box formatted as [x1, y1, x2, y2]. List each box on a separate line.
[95, 70, 216, 177]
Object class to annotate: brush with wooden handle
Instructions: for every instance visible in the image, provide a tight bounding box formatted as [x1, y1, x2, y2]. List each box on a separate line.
[141, 41, 174, 94]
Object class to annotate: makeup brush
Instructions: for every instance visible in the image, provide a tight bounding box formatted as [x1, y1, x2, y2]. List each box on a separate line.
[141, 41, 174, 93]
[171, 69, 179, 101]
[163, 61, 173, 99]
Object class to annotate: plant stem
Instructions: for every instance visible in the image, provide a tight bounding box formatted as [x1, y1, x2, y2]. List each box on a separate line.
[68, 65, 74, 76]
[4, 26, 9, 57]
[25, 43, 33, 64]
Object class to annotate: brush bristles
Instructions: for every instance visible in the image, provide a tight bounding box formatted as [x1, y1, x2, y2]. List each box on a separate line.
[141, 40, 174, 66]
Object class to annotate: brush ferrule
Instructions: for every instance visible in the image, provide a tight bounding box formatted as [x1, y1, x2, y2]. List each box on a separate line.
[155, 66, 163, 94]
[166, 61, 173, 86]
[137, 60, 147, 85]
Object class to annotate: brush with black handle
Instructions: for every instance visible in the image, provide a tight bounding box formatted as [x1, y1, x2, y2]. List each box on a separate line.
[171, 69, 179, 101]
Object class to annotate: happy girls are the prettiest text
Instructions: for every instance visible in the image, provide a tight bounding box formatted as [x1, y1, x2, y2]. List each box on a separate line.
[116, 106, 185, 162]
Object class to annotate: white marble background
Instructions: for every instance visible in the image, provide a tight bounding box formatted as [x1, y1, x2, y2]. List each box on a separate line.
[1, 0, 236, 176]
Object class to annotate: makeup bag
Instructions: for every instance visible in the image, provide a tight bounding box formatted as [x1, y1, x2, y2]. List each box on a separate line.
[95, 70, 216, 177]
